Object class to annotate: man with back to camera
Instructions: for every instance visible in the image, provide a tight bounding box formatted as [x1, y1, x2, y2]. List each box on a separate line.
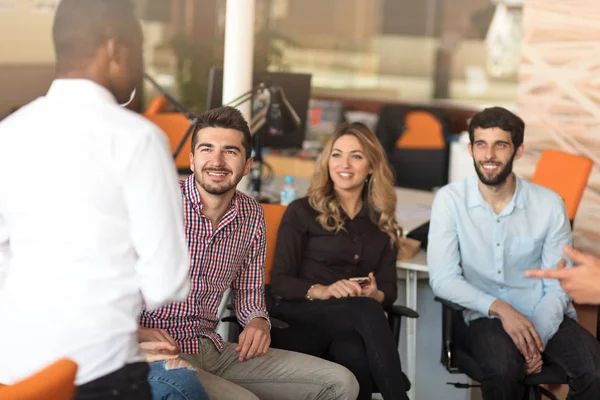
[427, 107, 600, 399]
[140, 106, 360, 400]
[0, 1, 190, 398]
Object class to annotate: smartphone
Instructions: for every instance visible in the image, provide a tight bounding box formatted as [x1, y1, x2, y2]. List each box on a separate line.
[349, 276, 370, 288]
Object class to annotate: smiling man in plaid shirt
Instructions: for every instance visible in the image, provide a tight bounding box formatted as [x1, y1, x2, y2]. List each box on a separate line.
[139, 107, 359, 400]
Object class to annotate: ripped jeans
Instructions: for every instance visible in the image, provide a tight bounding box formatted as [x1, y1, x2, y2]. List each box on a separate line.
[148, 360, 208, 400]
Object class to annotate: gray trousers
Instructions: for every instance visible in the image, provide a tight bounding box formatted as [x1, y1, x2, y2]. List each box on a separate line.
[179, 338, 359, 400]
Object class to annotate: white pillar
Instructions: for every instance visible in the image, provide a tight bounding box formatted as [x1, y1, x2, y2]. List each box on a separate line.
[222, 0, 256, 121]
[216, 1, 256, 340]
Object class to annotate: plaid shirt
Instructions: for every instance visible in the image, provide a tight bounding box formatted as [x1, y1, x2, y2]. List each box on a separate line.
[140, 176, 269, 353]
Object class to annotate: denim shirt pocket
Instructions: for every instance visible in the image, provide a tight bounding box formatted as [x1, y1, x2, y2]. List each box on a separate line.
[508, 236, 543, 269]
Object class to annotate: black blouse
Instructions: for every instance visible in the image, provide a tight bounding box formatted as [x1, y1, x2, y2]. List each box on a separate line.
[270, 197, 398, 308]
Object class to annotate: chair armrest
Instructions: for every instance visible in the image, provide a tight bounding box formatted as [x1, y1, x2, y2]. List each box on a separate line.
[434, 297, 466, 372]
[387, 304, 419, 319]
[220, 316, 290, 329]
[434, 297, 465, 312]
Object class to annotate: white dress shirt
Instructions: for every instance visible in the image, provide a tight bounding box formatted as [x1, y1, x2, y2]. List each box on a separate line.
[0, 79, 190, 385]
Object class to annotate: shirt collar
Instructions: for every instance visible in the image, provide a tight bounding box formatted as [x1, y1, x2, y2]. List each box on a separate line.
[46, 79, 117, 105]
[183, 174, 240, 213]
[466, 174, 525, 211]
[339, 201, 369, 219]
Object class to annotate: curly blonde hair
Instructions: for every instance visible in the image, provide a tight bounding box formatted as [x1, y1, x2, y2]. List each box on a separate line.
[307, 122, 402, 246]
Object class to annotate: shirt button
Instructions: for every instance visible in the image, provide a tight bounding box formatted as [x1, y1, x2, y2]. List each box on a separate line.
[496, 219, 500, 223]
[497, 270, 502, 275]
[500, 285, 505, 289]
[496, 242, 500, 247]
[353, 254, 360, 260]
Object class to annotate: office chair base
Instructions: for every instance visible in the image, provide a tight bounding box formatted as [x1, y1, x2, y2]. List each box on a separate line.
[446, 382, 481, 389]
[447, 382, 558, 400]
[534, 386, 559, 400]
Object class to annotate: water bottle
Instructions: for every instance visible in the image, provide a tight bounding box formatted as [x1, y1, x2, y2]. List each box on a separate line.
[280, 176, 297, 206]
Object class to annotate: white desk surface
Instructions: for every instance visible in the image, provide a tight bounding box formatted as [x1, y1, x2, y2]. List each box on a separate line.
[394, 187, 433, 274]
[394, 187, 434, 234]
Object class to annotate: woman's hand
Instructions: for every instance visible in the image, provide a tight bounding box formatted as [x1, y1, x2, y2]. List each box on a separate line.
[310, 280, 362, 300]
[361, 272, 385, 303]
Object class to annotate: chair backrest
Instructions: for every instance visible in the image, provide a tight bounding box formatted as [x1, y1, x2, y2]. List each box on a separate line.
[260, 203, 287, 285]
[530, 150, 593, 221]
[376, 105, 450, 190]
[145, 113, 192, 171]
[144, 96, 169, 117]
[0, 358, 78, 400]
[395, 110, 446, 149]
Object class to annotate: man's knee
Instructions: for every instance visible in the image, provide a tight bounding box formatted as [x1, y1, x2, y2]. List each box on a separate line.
[570, 367, 600, 394]
[481, 357, 524, 386]
[326, 363, 360, 400]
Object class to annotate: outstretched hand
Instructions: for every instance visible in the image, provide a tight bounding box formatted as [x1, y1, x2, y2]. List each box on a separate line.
[526, 245, 600, 304]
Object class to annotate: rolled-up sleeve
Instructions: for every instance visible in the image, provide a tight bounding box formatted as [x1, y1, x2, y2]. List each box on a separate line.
[123, 129, 190, 310]
[374, 240, 398, 308]
[232, 215, 271, 328]
[427, 188, 497, 315]
[531, 196, 572, 348]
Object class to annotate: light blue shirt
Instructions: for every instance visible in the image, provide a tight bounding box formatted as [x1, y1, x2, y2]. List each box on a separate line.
[427, 175, 575, 347]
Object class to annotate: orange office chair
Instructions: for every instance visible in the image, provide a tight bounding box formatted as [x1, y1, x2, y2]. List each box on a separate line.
[144, 96, 170, 117]
[394, 110, 446, 150]
[145, 113, 193, 172]
[376, 105, 450, 190]
[261, 203, 288, 286]
[0, 358, 78, 400]
[530, 150, 593, 225]
[221, 203, 290, 330]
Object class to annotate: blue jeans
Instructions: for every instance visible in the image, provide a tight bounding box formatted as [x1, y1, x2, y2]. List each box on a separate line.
[148, 360, 208, 400]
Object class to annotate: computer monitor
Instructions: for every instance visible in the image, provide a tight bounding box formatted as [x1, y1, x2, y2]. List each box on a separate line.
[206, 68, 312, 149]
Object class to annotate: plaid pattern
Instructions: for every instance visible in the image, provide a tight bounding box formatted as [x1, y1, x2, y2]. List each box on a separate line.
[140, 175, 269, 353]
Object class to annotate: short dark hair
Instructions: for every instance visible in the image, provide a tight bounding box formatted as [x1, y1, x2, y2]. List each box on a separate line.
[192, 107, 253, 160]
[468, 107, 525, 149]
[52, 0, 140, 75]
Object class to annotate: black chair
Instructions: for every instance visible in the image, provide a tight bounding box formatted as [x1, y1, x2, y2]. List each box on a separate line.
[222, 287, 419, 394]
[435, 297, 569, 400]
[375, 104, 451, 191]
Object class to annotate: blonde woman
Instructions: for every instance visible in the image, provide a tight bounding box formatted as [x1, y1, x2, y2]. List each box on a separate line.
[270, 122, 409, 400]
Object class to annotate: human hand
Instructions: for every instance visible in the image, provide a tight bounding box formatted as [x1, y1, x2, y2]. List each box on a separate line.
[524, 351, 543, 375]
[138, 327, 180, 351]
[139, 341, 180, 363]
[235, 318, 270, 362]
[360, 272, 385, 303]
[489, 300, 544, 361]
[312, 279, 362, 300]
[526, 245, 600, 304]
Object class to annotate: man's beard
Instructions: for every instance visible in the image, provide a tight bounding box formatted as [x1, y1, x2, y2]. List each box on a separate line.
[195, 167, 241, 195]
[474, 152, 516, 186]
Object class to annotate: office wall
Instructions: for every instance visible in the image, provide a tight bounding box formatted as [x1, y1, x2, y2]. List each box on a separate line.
[0, 0, 56, 117]
[517, 1, 600, 398]
[516, 0, 600, 257]
[0, 1, 56, 65]
[0, 64, 55, 117]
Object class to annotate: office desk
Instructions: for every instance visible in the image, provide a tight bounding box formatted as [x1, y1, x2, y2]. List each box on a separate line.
[394, 187, 434, 400]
